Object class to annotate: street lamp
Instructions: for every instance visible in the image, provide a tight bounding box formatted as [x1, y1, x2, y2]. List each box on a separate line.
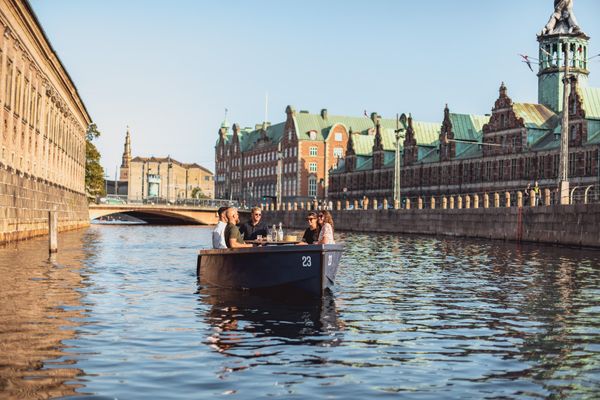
[558, 44, 572, 205]
[276, 143, 283, 208]
[394, 113, 405, 208]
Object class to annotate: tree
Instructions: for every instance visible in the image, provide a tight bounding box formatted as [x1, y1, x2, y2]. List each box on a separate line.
[85, 123, 105, 199]
[191, 187, 208, 199]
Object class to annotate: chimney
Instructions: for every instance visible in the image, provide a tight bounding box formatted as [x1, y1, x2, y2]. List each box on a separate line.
[321, 109, 328, 120]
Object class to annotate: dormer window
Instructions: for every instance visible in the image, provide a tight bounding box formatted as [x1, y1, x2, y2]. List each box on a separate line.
[309, 130, 317, 140]
[335, 132, 342, 141]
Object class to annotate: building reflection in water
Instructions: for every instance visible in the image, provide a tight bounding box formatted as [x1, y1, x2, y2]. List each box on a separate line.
[199, 287, 344, 376]
[0, 230, 94, 398]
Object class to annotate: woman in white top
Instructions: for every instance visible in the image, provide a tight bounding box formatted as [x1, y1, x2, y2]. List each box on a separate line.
[317, 210, 335, 244]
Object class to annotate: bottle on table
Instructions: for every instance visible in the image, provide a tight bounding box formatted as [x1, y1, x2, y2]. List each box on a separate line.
[277, 222, 284, 241]
[271, 224, 277, 242]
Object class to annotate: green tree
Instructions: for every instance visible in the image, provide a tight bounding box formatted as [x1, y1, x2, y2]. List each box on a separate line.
[191, 187, 208, 199]
[85, 123, 105, 199]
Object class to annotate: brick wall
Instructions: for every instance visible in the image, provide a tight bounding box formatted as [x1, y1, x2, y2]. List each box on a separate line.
[268, 205, 600, 249]
[0, 168, 89, 244]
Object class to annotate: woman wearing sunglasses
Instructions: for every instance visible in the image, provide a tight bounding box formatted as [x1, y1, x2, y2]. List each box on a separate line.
[316, 210, 335, 244]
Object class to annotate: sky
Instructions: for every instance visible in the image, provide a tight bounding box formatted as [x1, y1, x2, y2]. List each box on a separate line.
[30, 0, 600, 177]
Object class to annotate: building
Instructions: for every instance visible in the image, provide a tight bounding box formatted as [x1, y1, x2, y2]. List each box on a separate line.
[116, 129, 215, 201]
[215, 107, 382, 204]
[329, 1, 600, 204]
[0, 0, 92, 243]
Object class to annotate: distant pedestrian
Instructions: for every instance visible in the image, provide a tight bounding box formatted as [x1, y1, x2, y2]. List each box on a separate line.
[533, 181, 541, 206]
[524, 183, 531, 205]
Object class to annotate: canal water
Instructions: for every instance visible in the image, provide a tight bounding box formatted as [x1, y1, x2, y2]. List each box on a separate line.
[1, 225, 599, 399]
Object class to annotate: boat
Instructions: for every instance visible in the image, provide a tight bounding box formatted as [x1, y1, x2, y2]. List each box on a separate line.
[197, 244, 343, 297]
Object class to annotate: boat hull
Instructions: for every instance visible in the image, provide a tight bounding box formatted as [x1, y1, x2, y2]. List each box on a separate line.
[197, 244, 343, 296]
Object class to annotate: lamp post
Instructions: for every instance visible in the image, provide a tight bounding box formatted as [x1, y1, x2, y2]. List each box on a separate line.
[558, 43, 571, 205]
[394, 113, 405, 208]
[166, 156, 173, 204]
[104, 173, 109, 196]
[276, 143, 283, 208]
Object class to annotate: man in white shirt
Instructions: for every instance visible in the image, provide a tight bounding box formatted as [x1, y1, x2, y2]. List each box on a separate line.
[212, 206, 229, 249]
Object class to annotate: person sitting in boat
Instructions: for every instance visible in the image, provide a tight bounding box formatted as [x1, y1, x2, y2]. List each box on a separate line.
[212, 206, 229, 249]
[300, 212, 321, 244]
[224, 207, 253, 249]
[239, 207, 268, 241]
[316, 210, 335, 244]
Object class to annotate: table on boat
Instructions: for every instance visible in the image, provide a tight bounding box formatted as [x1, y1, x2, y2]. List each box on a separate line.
[246, 240, 301, 246]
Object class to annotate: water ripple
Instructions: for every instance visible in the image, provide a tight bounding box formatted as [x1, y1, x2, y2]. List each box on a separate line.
[1, 226, 600, 398]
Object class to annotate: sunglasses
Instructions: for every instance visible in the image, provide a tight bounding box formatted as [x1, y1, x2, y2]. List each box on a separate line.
[306, 217, 316, 221]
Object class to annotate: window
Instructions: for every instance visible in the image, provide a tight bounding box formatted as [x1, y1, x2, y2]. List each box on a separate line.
[309, 131, 317, 140]
[309, 162, 317, 173]
[335, 132, 343, 141]
[308, 176, 317, 197]
[310, 146, 317, 156]
[333, 147, 343, 158]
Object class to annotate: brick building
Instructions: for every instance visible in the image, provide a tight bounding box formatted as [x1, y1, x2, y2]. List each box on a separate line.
[216, 107, 375, 204]
[328, 2, 600, 204]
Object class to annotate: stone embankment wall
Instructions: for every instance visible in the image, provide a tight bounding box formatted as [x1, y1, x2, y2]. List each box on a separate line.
[0, 169, 89, 244]
[268, 205, 600, 249]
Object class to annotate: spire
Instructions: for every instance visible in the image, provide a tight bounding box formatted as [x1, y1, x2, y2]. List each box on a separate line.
[121, 126, 131, 168]
[220, 108, 230, 129]
[119, 126, 132, 181]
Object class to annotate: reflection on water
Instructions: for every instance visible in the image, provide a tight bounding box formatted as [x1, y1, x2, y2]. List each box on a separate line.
[0, 225, 599, 398]
[201, 288, 343, 355]
[0, 230, 97, 398]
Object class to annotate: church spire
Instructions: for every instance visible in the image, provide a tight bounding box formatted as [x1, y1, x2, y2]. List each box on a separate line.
[119, 127, 132, 181]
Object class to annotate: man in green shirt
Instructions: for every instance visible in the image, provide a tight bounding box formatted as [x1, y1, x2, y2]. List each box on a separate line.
[224, 208, 252, 249]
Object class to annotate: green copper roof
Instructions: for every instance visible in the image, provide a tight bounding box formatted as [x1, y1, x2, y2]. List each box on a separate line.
[355, 157, 373, 171]
[294, 112, 375, 141]
[450, 113, 490, 141]
[351, 133, 375, 156]
[587, 120, 600, 144]
[580, 87, 600, 119]
[235, 122, 286, 152]
[513, 103, 558, 129]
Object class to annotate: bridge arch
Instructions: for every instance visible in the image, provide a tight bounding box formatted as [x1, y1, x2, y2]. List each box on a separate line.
[90, 206, 218, 225]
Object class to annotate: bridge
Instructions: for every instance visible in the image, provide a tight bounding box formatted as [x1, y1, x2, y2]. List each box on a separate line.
[89, 199, 249, 225]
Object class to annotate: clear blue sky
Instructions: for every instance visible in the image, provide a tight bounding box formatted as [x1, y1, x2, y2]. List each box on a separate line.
[30, 0, 600, 176]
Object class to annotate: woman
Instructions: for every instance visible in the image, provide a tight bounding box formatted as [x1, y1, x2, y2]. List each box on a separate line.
[317, 210, 335, 244]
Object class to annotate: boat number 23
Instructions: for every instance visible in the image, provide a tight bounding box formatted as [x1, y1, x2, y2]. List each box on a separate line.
[301, 256, 312, 267]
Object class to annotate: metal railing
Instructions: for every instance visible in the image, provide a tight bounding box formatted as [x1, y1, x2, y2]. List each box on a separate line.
[96, 195, 241, 209]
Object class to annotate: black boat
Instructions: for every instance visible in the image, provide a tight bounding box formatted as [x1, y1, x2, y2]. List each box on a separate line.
[197, 244, 343, 296]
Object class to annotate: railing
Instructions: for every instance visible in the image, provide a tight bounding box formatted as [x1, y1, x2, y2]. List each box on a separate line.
[96, 195, 240, 209]
[258, 186, 600, 212]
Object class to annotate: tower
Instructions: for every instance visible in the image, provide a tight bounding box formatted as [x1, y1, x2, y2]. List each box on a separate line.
[537, 0, 589, 113]
[119, 127, 131, 181]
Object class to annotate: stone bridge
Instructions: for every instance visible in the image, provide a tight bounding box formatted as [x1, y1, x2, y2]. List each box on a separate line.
[89, 204, 249, 225]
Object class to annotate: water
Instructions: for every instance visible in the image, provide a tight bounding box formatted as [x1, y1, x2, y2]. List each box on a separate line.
[1, 225, 600, 399]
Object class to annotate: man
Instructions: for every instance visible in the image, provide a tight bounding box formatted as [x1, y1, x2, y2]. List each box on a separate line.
[300, 212, 320, 244]
[212, 206, 229, 249]
[224, 207, 252, 248]
[239, 207, 268, 241]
